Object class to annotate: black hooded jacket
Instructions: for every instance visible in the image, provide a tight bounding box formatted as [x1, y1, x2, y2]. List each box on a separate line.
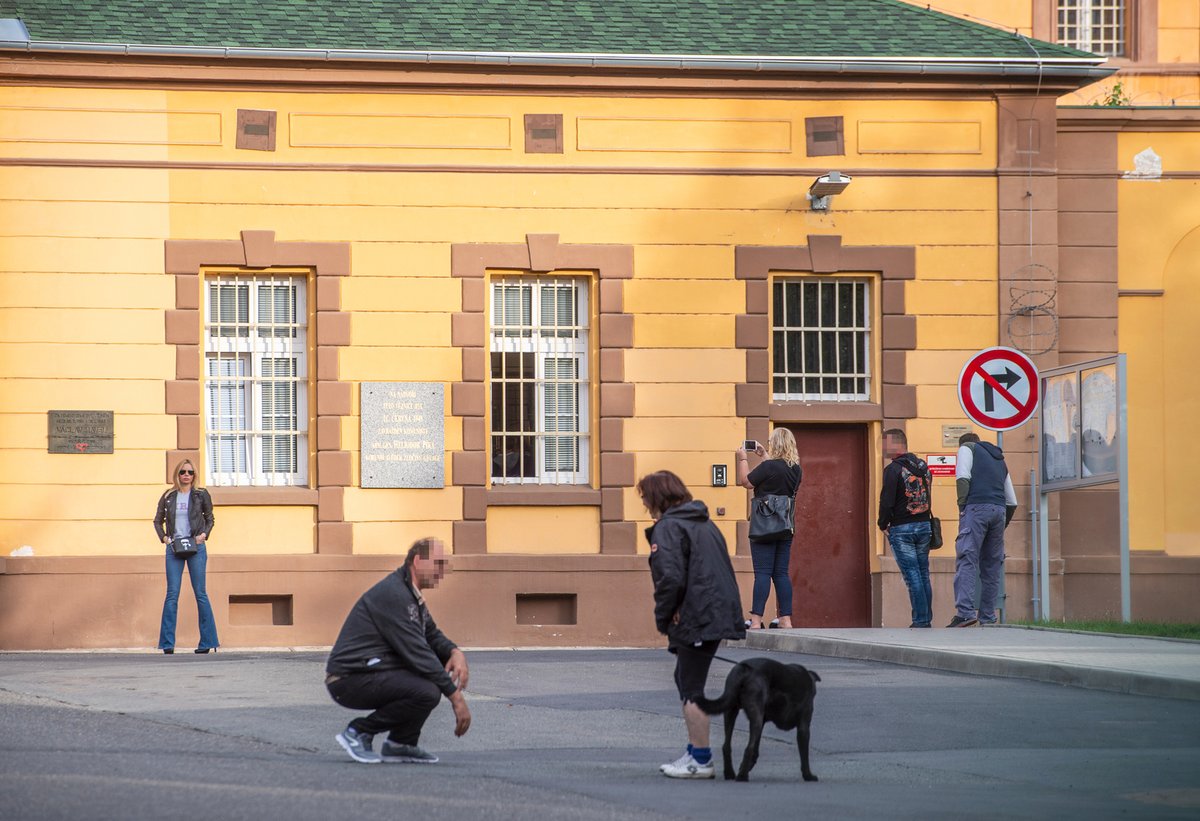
[877, 452, 933, 531]
[645, 500, 747, 647]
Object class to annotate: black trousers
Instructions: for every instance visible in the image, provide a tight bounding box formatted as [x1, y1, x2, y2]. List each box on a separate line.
[327, 669, 441, 745]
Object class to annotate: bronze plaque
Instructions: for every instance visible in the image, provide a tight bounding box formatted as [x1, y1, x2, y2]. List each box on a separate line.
[942, 424, 974, 448]
[48, 410, 114, 454]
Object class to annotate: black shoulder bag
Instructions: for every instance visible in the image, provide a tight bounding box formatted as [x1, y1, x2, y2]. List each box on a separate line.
[748, 468, 800, 542]
[926, 467, 944, 549]
[170, 535, 198, 558]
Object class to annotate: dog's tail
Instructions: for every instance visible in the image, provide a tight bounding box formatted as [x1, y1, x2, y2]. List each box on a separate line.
[689, 665, 745, 716]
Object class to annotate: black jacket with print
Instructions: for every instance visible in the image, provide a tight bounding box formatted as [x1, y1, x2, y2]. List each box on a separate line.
[153, 487, 215, 541]
[325, 566, 459, 695]
[877, 453, 932, 531]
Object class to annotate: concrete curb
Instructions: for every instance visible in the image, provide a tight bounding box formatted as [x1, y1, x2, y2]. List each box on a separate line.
[738, 631, 1200, 702]
[998, 623, 1200, 645]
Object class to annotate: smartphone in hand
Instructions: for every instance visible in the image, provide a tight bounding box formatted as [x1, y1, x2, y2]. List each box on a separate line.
[742, 439, 759, 451]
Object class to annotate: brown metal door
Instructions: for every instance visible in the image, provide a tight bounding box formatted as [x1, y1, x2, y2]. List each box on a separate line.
[785, 424, 871, 627]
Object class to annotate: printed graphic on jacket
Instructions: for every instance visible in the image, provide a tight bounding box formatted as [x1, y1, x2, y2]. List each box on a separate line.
[898, 456, 931, 516]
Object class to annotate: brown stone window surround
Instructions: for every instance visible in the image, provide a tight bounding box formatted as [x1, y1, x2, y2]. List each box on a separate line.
[163, 230, 353, 555]
[735, 235, 917, 427]
[1033, 0, 1157, 64]
[450, 234, 636, 555]
[733, 235, 916, 548]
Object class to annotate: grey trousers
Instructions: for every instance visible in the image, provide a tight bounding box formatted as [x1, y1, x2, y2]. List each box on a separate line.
[953, 503, 1007, 621]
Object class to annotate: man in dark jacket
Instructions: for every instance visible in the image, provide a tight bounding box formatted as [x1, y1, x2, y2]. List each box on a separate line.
[637, 470, 746, 780]
[325, 537, 471, 764]
[950, 433, 1019, 627]
[878, 428, 934, 628]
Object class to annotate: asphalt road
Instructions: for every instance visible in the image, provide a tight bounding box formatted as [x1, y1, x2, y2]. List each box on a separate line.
[1, 647, 1198, 820]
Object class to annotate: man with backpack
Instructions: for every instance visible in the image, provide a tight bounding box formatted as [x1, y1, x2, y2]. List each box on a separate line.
[878, 428, 935, 628]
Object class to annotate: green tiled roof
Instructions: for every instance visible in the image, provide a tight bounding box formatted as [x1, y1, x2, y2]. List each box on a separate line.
[0, 0, 1094, 60]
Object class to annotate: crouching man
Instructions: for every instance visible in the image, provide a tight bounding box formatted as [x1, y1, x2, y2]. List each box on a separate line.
[325, 537, 471, 764]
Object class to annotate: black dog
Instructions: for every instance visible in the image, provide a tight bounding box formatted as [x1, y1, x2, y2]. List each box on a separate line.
[693, 657, 820, 782]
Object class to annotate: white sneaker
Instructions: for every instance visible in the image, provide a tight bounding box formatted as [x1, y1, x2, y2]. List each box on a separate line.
[660, 750, 692, 773]
[661, 753, 715, 779]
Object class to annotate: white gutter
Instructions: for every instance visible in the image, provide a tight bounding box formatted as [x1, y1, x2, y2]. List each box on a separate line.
[0, 37, 1114, 79]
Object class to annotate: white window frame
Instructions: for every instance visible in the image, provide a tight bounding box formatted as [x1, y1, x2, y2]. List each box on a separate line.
[1057, 0, 1127, 57]
[771, 277, 871, 402]
[489, 276, 590, 485]
[203, 273, 309, 487]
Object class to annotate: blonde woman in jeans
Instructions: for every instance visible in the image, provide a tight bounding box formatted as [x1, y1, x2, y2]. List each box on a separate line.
[736, 428, 802, 630]
[152, 458, 218, 654]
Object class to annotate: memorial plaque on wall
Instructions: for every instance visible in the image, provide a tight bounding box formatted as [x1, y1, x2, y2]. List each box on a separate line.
[48, 410, 114, 454]
[360, 383, 445, 488]
[942, 424, 973, 448]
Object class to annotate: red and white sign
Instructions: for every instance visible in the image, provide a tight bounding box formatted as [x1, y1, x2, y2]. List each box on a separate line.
[957, 346, 1040, 431]
[925, 453, 957, 477]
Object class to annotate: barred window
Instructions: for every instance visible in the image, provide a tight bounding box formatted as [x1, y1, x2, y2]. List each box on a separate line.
[490, 277, 590, 484]
[772, 278, 870, 401]
[1057, 0, 1126, 56]
[204, 274, 308, 486]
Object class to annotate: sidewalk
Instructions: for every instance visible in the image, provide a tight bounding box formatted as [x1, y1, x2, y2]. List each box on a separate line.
[741, 625, 1200, 701]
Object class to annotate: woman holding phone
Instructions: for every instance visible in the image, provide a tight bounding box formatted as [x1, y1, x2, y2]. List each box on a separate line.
[152, 458, 219, 654]
[736, 428, 802, 629]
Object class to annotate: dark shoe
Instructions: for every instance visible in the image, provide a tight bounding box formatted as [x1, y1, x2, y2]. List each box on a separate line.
[380, 741, 439, 764]
[768, 619, 780, 629]
[946, 616, 979, 628]
[194, 648, 215, 654]
[909, 623, 933, 628]
[162, 649, 174, 655]
[336, 727, 381, 764]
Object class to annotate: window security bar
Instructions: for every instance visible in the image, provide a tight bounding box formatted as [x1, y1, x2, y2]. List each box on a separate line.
[204, 273, 308, 487]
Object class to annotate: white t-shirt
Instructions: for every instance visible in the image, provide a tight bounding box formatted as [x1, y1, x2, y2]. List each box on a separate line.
[174, 491, 191, 538]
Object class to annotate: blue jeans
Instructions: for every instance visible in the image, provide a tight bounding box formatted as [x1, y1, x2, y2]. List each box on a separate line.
[749, 539, 793, 618]
[158, 543, 219, 651]
[888, 521, 932, 627]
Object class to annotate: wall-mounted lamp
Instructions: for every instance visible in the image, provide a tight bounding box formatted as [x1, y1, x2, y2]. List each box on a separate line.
[807, 171, 852, 211]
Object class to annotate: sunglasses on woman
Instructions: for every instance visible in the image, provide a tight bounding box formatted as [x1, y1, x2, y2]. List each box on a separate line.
[179, 469, 195, 476]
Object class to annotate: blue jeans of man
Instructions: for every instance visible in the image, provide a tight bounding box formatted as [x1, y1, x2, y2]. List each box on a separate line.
[887, 521, 932, 627]
[158, 543, 219, 651]
[749, 538, 793, 618]
[953, 503, 1007, 622]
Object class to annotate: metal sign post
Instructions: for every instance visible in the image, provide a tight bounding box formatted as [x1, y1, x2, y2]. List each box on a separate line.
[1117, 355, 1131, 621]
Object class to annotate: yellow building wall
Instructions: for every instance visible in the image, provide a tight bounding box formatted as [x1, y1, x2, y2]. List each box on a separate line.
[0, 82, 1001, 559]
[1118, 129, 1200, 556]
[487, 507, 600, 554]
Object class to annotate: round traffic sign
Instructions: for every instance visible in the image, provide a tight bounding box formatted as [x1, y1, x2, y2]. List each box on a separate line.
[957, 346, 1040, 431]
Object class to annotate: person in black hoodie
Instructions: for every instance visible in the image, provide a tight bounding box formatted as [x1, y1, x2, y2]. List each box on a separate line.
[638, 470, 746, 780]
[878, 429, 934, 628]
[325, 537, 471, 764]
